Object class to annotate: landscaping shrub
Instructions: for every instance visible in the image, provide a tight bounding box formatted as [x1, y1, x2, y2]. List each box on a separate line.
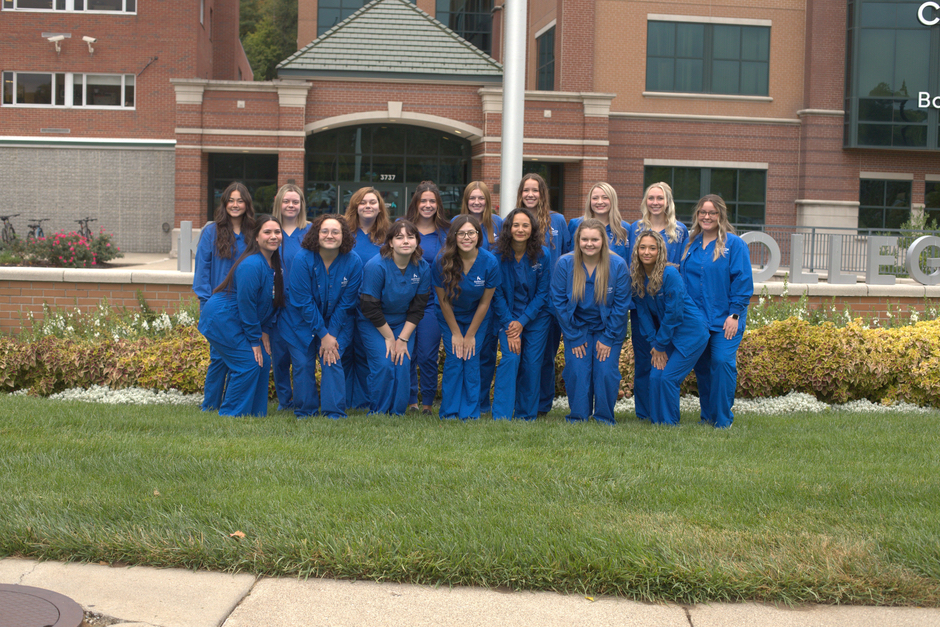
[0, 229, 122, 267]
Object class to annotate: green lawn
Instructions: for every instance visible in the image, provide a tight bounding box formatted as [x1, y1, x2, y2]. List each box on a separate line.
[0, 395, 937, 606]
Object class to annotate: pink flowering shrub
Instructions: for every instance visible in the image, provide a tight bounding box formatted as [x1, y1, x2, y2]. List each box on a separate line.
[5, 229, 123, 268]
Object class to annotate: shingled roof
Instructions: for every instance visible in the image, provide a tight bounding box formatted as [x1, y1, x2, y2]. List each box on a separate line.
[277, 0, 503, 82]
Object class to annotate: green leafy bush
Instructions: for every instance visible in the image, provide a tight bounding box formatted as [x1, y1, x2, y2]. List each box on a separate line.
[0, 229, 123, 267]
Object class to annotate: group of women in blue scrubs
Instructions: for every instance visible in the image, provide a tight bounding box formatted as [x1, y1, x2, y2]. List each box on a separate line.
[195, 178, 753, 427]
[198, 215, 284, 417]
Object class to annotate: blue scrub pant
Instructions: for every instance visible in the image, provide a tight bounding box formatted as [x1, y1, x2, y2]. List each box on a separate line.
[478, 320, 498, 413]
[439, 316, 489, 420]
[410, 304, 442, 406]
[538, 318, 562, 413]
[211, 341, 270, 417]
[289, 334, 349, 419]
[343, 323, 371, 410]
[270, 325, 294, 411]
[562, 331, 623, 425]
[630, 310, 652, 421]
[492, 316, 551, 420]
[694, 329, 743, 428]
[649, 344, 706, 425]
[359, 318, 415, 416]
[201, 345, 228, 412]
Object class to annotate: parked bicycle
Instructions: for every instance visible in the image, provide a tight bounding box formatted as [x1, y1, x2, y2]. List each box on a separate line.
[76, 216, 97, 239]
[26, 218, 50, 243]
[0, 214, 20, 245]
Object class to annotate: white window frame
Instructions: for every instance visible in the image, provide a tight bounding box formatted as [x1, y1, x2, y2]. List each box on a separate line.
[2, 71, 136, 109]
[2, 0, 136, 13]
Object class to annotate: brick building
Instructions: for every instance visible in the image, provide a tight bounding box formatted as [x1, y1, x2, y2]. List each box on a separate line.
[5, 0, 940, 252]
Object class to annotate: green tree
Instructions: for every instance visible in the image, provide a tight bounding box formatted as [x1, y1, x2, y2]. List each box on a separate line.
[241, 0, 298, 81]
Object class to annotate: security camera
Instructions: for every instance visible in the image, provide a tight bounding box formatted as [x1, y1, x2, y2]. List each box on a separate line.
[83, 36, 96, 54]
[47, 35, 65, 53]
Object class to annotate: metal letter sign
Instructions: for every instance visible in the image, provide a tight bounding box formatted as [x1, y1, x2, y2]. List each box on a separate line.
[919, 2, 940, 26]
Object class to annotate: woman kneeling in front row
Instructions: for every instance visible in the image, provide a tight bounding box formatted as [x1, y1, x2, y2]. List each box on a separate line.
[551, 218, 630, 425]
[631, 230, 708, 425]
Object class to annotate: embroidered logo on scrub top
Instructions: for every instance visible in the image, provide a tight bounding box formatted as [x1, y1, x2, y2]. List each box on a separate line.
[341, 276, 348, 287]
[472, 275, 485, 287]
[532, 262, 542, 271]
[723, 247, 730, 256]
[550, 227, 558, 237]
[411, 273, 421, 284]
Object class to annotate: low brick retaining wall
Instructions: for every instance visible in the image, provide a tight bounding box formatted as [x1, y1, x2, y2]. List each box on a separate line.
[2, 267, 939, 334]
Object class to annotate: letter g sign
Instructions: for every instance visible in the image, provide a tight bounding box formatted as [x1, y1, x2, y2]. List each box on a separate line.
[920, 1, 940, 26]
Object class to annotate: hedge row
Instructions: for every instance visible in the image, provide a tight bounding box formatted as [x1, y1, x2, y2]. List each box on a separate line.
[3, 320, 940, 407]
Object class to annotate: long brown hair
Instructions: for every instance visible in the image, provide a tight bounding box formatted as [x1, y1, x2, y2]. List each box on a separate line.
[584, 182, 628, 247]
[272, 183, 308, 229]
[380, 219, 424, 267]
[638, 182, 681, 243]
[685, 194, 735, 261]
[405, 181, 450, 232]
[515, 173, 553, 248]
[460, 181, 497, 243]
[496, 207, 542, 264]
[214, 214, 284, 308]
[438, 215, 482, 302]
[571, 218, 611, 304]
[631, 230, 670, 298]
[213, 182, 256, 259]
[344, 187, 391, 244]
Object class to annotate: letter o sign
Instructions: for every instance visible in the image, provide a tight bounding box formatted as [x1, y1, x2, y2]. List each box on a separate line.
[919, 2, 940, 26]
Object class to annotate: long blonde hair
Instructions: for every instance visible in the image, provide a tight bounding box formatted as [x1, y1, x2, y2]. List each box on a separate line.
[585, 182, 628, 248]
[639, 181, 680, 243]
[631, 230, 670, 298]
[516, 173, 553, 249]
[272, 184, 308, 229]
[685, 194, 735, 262]
[460, 181, 497, 242]
[571, 218, 611, 304]
[344, 187, 391, 244]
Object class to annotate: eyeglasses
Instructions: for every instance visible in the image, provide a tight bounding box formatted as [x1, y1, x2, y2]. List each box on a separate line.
[697, 210, 719, 218]
[456, 230, 478, 240]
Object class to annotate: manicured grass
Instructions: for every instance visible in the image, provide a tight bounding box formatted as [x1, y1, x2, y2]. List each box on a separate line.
[0, 395, 937, 606]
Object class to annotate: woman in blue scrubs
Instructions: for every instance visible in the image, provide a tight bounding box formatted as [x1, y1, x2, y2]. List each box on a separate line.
[283, 214, 363, 419]
[630, 182, 689, 422]
[198, 215, 283, 418]
[461, 181, 503, 413]
[631, 230, 708, 425]
[490, 207, 552, 420]
[680, 195, 754, 428]
[517, 173, 571, 416]
[343, 187, 393, 410]
[271, 184, 311, 411]
[567, 182, 631, 261]
[193, 182, 255, 412]
[405, 181, 450, 414]
[359, 220, 431, 415]
[432, 215, 500, 420]
[551, 219, 630, 425]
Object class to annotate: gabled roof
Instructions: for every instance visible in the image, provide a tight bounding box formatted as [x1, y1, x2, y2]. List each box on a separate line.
[277, 0, 503, 82]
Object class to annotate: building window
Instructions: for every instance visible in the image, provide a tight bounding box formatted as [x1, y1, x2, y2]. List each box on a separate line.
[200, 0, 203, 25]
[644, 165, 766, 225]
[925, 181, 940, 226]
[436, 0, 493, 55]
[522, 162, 562, 215]
[646, 20, 769, 96]
[208, 154, 279, 223]
[859, 179, 911, 229]
[318, 0, 416, 38]
[3, 71, 135, 108]
[2, 0, 135, 11]
[845, 0, 934, 149]
[536, 26, 554, 91]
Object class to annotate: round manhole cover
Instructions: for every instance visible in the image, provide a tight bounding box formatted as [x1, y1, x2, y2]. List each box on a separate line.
[0, 584, 84, 627]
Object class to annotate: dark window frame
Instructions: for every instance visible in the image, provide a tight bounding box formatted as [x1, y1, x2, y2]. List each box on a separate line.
[536, 26, 555, 91]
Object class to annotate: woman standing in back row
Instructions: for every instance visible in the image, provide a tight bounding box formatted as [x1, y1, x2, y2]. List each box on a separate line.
[517, 173, 571, 415]
[680, 194, 753, 428]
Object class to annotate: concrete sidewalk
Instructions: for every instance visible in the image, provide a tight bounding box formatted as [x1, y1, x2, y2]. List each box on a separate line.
[1, 558, 937, 627]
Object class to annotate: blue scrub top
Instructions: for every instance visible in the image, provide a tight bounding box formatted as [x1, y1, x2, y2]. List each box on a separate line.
[360, 254, 431, 328]
[491, 245, 551, 331]
[283, 248, 363, 347]
[544, 212, 572, 270]
[353, 228, 383, 265]
[630, 222, 689, 265]
[474, 213, 503, 252]
[198, 252, 276, 349]
[432, 248, 501, 325]
[280, 224, 312, 290]
[193, 223, 246, 304]
[551, 253, 631, 347]
[680, 232, 754, 333]
[568, 217, 632, 263]
[634, 265, 708, 357]
[419, 227, 448, 306]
